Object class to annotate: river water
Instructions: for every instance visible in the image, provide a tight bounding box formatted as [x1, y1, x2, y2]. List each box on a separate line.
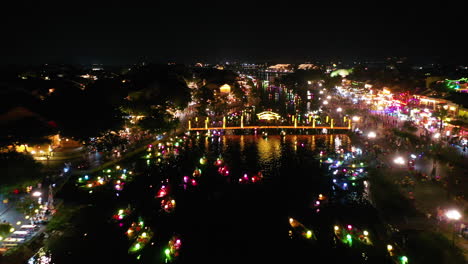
[48, 134, 392, 264]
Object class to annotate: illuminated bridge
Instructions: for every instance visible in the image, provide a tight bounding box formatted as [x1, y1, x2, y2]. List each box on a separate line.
[187, 115, 352, 131]
[189, 125, 351, 131]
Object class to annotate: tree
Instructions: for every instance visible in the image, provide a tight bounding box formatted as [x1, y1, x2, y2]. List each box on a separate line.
[16, 196, 40, 216]
[125, 64, 191, 110]
[138, 111, 179, 133]
[429, 81, 449, 93]
[433, 106, 448, 132]
[247, 85, 261, 108]
[0, 87, 42, 115]
[123, 64, 191, 133]
[230, 82, 245, 104]
[88, 132, 129, 152]
[0, 87, 55, 149]
[212, 93, 229, 116]
[43, 82, 124, 141]
[190, 68, 246, 117]
[0, 223, 13, 238]
[0, 152, 44, 194]
[0, 116, 55, 150]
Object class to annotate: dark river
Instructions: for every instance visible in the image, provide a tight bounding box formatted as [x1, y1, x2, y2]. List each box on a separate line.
[48, 134, 392, 264]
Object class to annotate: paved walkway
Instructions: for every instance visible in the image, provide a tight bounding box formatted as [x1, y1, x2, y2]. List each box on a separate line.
[0, 199, 28, 228]
[355, 108, 468, 260]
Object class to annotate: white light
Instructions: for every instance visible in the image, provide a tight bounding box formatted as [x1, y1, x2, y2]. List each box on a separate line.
[367, 132, 376, 138]
[394, 157, 405, 165]
[323, 100, 328, 105]
[32, 191, 42, 197]
[433, 133, 440, 139]
[410, 154, 417, 159]
[445, 209, 462, 220]
[352, 116, 360, 121]
[337, 107, 342, 112]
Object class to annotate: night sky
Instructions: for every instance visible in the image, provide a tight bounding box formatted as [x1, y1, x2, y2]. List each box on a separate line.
[2, 1, 467, 65]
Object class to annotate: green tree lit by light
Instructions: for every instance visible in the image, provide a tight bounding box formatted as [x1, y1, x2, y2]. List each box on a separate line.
[400, 256, 408, 264]
[444, 78, 467, 90]
[330, 69, 353, 78]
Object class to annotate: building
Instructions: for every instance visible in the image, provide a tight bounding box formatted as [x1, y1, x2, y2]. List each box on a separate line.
[413, 95, 459, 117]
[219, 84, 231, 94]
[297, 64, 319, 70]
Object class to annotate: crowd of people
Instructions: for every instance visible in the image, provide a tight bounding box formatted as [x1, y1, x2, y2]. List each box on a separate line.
[344, 96, 468, 250]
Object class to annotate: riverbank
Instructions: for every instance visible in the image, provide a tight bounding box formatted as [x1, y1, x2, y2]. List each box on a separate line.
[0, 131, 173, 263]
[348, 128, 467, 263]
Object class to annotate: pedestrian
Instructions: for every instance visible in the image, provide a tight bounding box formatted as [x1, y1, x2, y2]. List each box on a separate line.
[436, 207, 444, 222]
[460, 223, 466, 236]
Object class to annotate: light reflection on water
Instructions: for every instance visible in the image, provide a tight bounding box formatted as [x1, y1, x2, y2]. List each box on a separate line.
[201, 134, 351, 180]
[47, 133, 360, 264]
[256, 136, 281, 174]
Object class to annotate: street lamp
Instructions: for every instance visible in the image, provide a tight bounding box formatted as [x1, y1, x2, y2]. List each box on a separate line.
[337, 107, 342, 112]
[386, 244, 393, 255]
[446, 209, 461, 220]
[445, 209, 462, 246]
[394, 157, 405, 165]
[367, 131, 376, 139]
